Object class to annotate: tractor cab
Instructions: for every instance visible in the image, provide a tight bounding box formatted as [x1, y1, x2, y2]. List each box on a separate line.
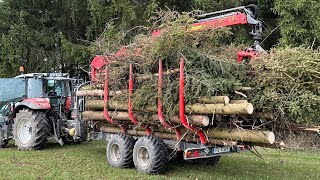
[13, 73, 73, 111]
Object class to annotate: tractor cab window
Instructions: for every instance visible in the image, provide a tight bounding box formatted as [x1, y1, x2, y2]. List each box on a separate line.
[46, 80, 65, 97]
[27, 78, 44, 98]
[0, 79, 26, 116]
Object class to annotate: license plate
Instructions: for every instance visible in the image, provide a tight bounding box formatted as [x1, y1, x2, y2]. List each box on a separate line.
[213, 147, 230, 154]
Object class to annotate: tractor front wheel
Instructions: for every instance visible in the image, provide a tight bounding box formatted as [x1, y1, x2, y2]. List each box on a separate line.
[13, 109, 49, 150]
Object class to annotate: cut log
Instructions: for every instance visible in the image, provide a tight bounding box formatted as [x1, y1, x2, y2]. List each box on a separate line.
[100, 126, 237, 146]
[81, 111, 210, 127]
[206, 128, 275, 144]
[76, 90, 104, 97]
[85, 99, 157, 112]
[76, 90, 124, 97]
[85, 99, 254, 115]
[186, 103, 254, 115]
[198, 96, 230, 104]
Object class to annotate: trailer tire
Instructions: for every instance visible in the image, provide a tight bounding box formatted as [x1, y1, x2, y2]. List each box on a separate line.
[13, 109, 49, 150]
[133, 136, 168, 174]
[0, 127, 8, 148]
[106, 133, 135, 168]
[191, 156, 221, 166]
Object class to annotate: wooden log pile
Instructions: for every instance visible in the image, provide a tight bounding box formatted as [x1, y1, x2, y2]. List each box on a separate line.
[77, 87, 277, 147]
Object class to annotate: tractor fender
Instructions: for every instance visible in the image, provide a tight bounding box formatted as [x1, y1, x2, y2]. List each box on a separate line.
[7, 98, 51, 121]
[15, 98, 51, 110]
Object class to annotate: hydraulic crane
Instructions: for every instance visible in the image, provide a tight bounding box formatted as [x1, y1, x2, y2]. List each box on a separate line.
[151, 4, 265, 62]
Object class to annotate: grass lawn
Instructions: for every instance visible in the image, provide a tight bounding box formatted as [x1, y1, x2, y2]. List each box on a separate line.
[0, 140, 319, 180]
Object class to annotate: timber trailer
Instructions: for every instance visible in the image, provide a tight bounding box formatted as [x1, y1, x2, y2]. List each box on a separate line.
[74, 5, 274, 174]
[0, 72, 86, 150]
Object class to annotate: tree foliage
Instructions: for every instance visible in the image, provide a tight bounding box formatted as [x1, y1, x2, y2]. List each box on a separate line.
[274, 0, 320, 47]
[0, 0, 319, 77]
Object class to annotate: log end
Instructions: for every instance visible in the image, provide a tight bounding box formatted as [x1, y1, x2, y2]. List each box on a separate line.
[200, 115, 210, 126]
[224, 96, 230, 104]
[247, 103, 254, 115]
[268, 132, 275, 144]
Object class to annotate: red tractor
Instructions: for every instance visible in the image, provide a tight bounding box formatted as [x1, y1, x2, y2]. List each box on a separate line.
[0, 73, 87, 150]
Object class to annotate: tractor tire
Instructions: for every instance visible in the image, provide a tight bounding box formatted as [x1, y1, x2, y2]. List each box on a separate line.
[133, 136, 168, 174]
[0, 127, 8, 148]
[191, 156, 221, 166]
[13, 109, 49, 150]
[106, 133, 135, 168]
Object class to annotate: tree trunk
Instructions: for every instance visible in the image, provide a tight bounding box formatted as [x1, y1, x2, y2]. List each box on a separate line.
[81, 111, 210, 126]
[85, 99, 254, 115]
[76, 90, 124, 97]
[186, 103, 254, 115]
[198, 96, 230, 104]
[206, 128, 275, 144]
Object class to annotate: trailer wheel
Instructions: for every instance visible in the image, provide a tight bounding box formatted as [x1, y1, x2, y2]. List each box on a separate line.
[13, 109, 49, 150]
[133, 136, 168, 174]
[191, 156, 221, 166]
[106, 133, 135, 168]
[0, 127, 8, 148]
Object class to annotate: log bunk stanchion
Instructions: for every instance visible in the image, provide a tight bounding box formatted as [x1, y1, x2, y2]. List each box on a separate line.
[103, 60, 126, 133]
[158, 60, 181, 140]
[179, 57, 207, 145]
[128, 63, 152, 135]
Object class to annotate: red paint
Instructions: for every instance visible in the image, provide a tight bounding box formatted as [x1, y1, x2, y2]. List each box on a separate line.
[91, 56, 106, 81]
[158, 60, 181, 140]
[192, 13, 247, 31]
[152, 13, 247, 37]
[65, 96, 71, 111]
[103, 64, 126, 133]
[21, 98, 51, 109]
[193, 150, 199, 157]
[128, 63, 152, 135]
[237, 48, 258, 62]
[179, 57, 207, 145]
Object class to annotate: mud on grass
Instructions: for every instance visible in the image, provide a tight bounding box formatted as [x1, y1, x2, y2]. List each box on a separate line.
[0, 140, 319, 179]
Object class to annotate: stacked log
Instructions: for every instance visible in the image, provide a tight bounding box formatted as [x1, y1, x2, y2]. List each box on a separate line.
[77, 87, 276, 147]
[84, 99, 254, 115]
[82, 111, 210, 127]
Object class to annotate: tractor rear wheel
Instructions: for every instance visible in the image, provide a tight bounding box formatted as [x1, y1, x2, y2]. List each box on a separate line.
[106, 133, 135, 168]
[13, 109, 49, 150]
[0, 127, 8, 148]
[133, 136, 168, 174]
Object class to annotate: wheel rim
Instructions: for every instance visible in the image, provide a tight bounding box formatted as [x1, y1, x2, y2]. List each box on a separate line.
[17, 117, 32, 145]
[110, 143, 121, 162]
[137, 146, 150, 167]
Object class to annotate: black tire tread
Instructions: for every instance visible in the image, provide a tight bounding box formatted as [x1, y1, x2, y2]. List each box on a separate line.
[133, 136, 168, 174]
[106, 133, 135, 168]
[13, 109, 49, 150]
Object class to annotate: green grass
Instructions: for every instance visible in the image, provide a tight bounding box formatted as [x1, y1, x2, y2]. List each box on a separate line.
[0, 140, 319, 180]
